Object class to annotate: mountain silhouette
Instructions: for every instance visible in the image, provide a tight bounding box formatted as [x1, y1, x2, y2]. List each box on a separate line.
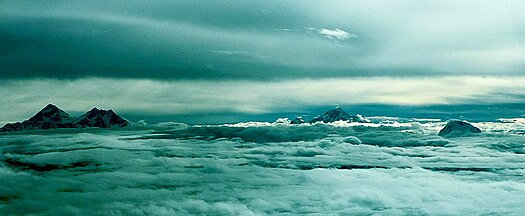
[0, 104, 129, 132]
[309, 106, 368, 123]
[73, 108, 129, 128]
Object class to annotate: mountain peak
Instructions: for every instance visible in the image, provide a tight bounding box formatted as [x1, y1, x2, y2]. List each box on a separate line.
[43, 103, 59, 110]
[438, 120, 481, 136]
[89, 107, 101, 112]
[74, 108, 129, 128]
[290, 116, 305, 124]
[309, 106, 368, 123]
[28, 104, 74, 124]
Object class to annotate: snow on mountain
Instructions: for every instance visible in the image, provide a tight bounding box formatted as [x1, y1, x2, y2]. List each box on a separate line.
[274, 118, 291, 124]
[73, 108, 129, 128]
[438, 120, 482, 136]
[310, 106, 369, 123]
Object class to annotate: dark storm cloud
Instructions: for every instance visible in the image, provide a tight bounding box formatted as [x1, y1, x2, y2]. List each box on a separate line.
[1, 0, 524, 80]
[0, 1, 368, 80]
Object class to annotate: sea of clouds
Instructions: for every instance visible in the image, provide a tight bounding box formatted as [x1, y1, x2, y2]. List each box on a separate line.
[1, 119, 525, 215]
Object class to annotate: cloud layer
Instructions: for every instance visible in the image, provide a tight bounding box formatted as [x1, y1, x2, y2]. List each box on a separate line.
[1, 1, 524, 80]
[2, 76, 525, 123]
[1, 120, 525, 215]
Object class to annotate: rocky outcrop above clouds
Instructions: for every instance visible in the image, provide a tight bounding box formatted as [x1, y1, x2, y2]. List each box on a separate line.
[438, 120, 481, 136]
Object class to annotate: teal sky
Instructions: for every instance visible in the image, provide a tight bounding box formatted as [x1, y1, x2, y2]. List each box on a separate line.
[1, 1, 525, 123]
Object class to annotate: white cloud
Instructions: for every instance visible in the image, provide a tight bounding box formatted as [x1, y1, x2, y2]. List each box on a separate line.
[209, 50, 249, 55]
[319, 28, 358, 40]
[273, 28, 292, 32]
[1, 121, 525, 214]
[306, 27, 358, 40]
[208, 50, 264, 59]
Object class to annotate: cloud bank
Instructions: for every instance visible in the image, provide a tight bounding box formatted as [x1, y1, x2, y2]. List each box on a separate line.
[2, 76, 525, 123]
[1, 120, 525, 215]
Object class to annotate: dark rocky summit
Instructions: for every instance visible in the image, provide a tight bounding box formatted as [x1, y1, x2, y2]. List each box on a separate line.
[0, 104, 129, 132]
[27, 104, 74, 124]
[73, 108, 129, 128]
[309, 106, 368, 123]
[438, 120, 481, 136]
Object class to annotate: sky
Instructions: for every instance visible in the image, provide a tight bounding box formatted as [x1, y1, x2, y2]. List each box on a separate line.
[1, 0, 525, 123]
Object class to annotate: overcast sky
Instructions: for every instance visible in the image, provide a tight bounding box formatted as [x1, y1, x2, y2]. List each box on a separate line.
[1, 1, 525, 123]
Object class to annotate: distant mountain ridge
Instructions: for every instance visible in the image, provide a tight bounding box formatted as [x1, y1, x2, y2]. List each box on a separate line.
[0, 104, 129, 132]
